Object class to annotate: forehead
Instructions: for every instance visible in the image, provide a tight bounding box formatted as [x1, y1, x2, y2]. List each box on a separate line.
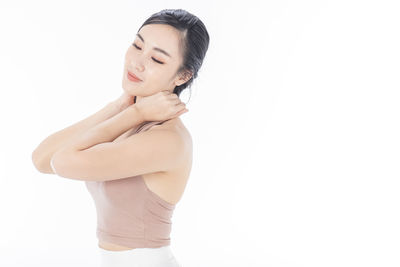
[137, 24, 182, 58]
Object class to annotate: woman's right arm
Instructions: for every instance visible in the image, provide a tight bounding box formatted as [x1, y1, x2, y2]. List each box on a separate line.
[31, 100, 123, 174]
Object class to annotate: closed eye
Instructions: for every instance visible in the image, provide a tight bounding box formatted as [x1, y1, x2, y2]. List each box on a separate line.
[132, 43, 165, 65]
[152, 58, 164, 64]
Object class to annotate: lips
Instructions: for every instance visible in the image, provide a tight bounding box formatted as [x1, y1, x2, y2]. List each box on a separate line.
[127, 71, 142, 82]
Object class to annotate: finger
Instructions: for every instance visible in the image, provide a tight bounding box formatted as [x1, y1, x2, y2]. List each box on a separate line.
[180, 108, 189, 115]
[166, 93, 179, 99]
[164, 90, 178, 97]
[167, 95, 179, 102]
[172, 99, 184, 106]
[167, 98, 183, 106]
[177, 105, 188, 114]
[168, 93, 178, 98]
[174, 108, 188, 117]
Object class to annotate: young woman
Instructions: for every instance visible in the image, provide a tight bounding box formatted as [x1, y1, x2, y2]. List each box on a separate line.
[32, 8, 210, 267]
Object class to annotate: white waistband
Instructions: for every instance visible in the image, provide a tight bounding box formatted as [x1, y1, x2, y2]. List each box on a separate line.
[98, 245, 181, 267]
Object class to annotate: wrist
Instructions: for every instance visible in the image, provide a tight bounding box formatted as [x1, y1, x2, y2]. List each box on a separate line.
[94, 101, 121, 122]
[89, 104, 146, 144]
[109, 99, 123, 113]
[128, 104, 145, 123]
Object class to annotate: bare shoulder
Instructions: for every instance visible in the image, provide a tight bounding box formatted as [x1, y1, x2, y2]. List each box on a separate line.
[147, 117, 193, 172]
[143, 117, 193, 204]
[151, 117, 192, 149]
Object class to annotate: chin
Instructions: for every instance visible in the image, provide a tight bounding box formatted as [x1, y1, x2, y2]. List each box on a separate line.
[123, 83, 140, 95]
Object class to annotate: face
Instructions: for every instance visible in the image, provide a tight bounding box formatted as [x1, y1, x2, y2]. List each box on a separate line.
[122, 24, 191, 98]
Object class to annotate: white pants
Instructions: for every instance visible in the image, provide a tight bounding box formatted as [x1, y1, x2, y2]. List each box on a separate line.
[98, 245, 182, 267]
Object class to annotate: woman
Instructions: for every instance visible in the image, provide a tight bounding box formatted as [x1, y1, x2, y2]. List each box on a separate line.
[32, 8, 210, 267]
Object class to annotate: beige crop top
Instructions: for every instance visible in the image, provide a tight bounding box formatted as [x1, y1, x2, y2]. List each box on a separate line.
[85, 120, 176, 249]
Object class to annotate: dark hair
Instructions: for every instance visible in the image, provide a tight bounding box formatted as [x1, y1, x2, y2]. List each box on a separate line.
[137, 9, 210, 100]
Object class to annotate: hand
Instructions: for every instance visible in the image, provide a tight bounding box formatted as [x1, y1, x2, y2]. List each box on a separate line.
[133, 90, 188, 122]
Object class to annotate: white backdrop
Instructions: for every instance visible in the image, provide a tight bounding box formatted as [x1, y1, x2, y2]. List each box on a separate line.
[0, 0, 399, 266]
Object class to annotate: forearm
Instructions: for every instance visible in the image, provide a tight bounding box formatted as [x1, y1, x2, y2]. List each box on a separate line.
[54, 105, 145, 153]
[32, 101, 121, 173]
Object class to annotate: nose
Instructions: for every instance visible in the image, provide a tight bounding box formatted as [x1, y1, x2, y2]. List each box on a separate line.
[131, 57, 144, 72]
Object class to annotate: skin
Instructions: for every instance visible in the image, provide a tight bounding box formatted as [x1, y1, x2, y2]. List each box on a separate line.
[99, 23, 193, 251]
[122, 23, 192, 104]
[31, 23, 194, 252]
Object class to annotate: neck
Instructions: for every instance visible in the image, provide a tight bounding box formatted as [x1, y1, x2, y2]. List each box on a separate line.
[134, 89, 175, 104]
[134, 95, 142, 104]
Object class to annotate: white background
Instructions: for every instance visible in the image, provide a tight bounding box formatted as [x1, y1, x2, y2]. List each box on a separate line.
[0, 0, 399, 266]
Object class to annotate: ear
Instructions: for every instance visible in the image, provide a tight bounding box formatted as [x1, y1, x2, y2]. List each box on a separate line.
[175, 70, 193, 87]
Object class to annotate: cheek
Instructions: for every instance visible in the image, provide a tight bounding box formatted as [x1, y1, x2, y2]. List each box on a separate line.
[146, 68, 160, 81]
[125, 48, 137, 60]
[145, 72, 167, 90]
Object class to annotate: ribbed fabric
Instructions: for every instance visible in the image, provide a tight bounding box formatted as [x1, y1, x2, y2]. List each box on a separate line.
[85, 120, 176, 249]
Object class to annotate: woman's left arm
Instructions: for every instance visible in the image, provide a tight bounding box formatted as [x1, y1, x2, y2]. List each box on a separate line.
[51, 105, 144, 161]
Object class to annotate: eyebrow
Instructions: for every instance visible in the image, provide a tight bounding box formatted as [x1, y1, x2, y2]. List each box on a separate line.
[136, 33, 172, 58]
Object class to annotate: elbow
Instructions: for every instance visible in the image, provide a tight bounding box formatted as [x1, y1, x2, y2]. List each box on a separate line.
[31, 147, 42, 169]
[50, 151, 65, 176]
[50, 150, 83, 180]
[32, 149, 51, 174]
[49, 154, 58, 174]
